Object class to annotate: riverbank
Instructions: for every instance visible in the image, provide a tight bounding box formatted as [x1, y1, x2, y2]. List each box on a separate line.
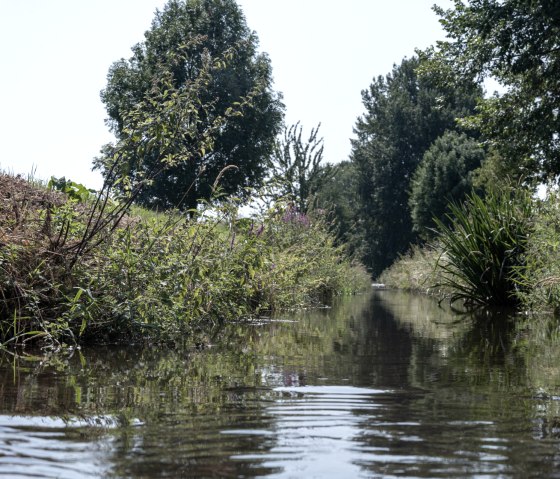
[380, 188, 560, 315]
[0, 173, 370, 348]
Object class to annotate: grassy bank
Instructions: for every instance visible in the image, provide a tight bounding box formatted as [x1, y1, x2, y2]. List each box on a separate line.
[0, 173, 370, 348]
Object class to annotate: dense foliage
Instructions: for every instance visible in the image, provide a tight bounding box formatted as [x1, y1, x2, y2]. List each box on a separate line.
[410, 131, 485, 237]
[312, 161, 363, 253]
[350, 56, 481, 276]
[349, 1, 560, 311]
[518, 190, 560, 313]
[98, 0, 284, 212]
[433, 188, 532, 307]
[0, 174, 369, 348]
[422, 0, 560, 184]
[9, 0, 560, 345]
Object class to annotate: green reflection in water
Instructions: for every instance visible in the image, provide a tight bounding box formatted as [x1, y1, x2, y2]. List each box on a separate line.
[1, 291, 560, 477]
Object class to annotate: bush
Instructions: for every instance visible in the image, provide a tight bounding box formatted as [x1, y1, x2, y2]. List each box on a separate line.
[518, 190, 560, 313]
[433, 187, 533, 307]
[409, 131, 485, 238]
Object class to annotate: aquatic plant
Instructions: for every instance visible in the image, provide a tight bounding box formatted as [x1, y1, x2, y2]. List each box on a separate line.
[433, 187, 533, 307]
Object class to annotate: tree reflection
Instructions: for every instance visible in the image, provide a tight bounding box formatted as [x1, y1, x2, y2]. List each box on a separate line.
[2, 291, 560, 478]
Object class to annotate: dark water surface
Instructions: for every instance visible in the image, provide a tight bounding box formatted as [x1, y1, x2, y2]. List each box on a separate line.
[2, 290, 560, 478]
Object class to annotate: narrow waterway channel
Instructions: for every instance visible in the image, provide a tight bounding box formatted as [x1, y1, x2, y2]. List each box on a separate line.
[1, 290, 560, 478]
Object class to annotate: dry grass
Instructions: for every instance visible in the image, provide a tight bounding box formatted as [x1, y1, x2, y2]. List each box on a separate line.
[0, 174, 65, 246]
[378, 243, 446, 296]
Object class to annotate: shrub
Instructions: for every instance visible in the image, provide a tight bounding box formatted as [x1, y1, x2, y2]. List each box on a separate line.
[518, 190, 560, 313]
[410, 131, 485, 238]
[433, 187, 533, 307]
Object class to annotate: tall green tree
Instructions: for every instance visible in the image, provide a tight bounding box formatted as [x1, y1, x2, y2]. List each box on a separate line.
[351, 56, 481, 276]
[97, 0, 284, 211]
[409, 131, 485, 238]
[422, 0, 560, 184]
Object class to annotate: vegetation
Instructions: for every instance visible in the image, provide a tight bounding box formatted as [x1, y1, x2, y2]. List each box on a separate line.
[382, 185, 560, 313]
[0, 0, 373, 351]
[409, 131, 485, 238]
[355, 1, 560, 314]
[312, 161, 363, 255]
[421, 0, 560, 185]
[518, 190, 560, 313]
[267, 122, 324, 213]
[350, 56, 482, 277]
[6, 0, 560, 349]
[0, 173, 369, 348]
[97, 0, 284, 212]
[432, 188, 532, 307]
[378, 244, 443, 295]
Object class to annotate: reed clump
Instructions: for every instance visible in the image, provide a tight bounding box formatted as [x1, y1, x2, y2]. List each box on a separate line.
[381, 186, 534, 308]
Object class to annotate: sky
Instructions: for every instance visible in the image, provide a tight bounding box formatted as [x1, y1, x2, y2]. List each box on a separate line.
[1, 0, 451, 190]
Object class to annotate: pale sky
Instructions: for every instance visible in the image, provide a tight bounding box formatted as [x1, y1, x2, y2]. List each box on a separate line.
[1, 0, 450, 190]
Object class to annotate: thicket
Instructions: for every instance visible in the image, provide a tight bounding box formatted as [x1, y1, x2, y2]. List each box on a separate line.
[431, 188, 532, 307]
[0, 173, 369, 348]
[519, 190, 560, 313]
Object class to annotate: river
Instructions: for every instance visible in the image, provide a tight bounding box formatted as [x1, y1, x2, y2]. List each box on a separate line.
[1, 290, 560, 478]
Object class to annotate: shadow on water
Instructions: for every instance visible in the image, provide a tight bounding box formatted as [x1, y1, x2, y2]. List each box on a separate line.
[1, 290, 560, 477]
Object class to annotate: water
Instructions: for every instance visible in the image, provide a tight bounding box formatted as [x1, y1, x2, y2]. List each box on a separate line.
[1, 290, 560, 478]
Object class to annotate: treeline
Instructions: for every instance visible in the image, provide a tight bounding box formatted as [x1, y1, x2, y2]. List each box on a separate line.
[352, 0, 559, 310]
[94, 0, 560, 308]
[3, 0, 558, 348]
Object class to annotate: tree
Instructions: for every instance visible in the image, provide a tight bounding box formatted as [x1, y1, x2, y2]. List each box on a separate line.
[97, 0, 284, 211]
[351, 56, 481, 277]
[409, 131, 485, 238]
[312, 161, 363, 254]
[268, 122, 324, 212]
[422, 0, 560, 184]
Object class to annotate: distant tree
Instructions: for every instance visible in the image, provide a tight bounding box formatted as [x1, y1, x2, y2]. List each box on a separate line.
[268, 122, 324, 212]
[97, 0, 284, 211]
[409, 131, 485, 238]
[421, 0, 560, 184]
[351, 56, 481, 276]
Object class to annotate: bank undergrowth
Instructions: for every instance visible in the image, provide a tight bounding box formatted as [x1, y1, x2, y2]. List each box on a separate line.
[0, 173, 369, 348]
[381, 185, 560, 314]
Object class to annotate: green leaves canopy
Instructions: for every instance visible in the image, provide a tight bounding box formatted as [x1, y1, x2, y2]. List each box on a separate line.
[410, 131, 485, 237]
[423, 0, 560, 183]
[98, 0, 284, 211]
[351, 56, 481, 276]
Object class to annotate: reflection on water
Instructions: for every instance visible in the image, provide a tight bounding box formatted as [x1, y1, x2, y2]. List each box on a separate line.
[1, 290, 560, 477]
[229, 386, 384, 479]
